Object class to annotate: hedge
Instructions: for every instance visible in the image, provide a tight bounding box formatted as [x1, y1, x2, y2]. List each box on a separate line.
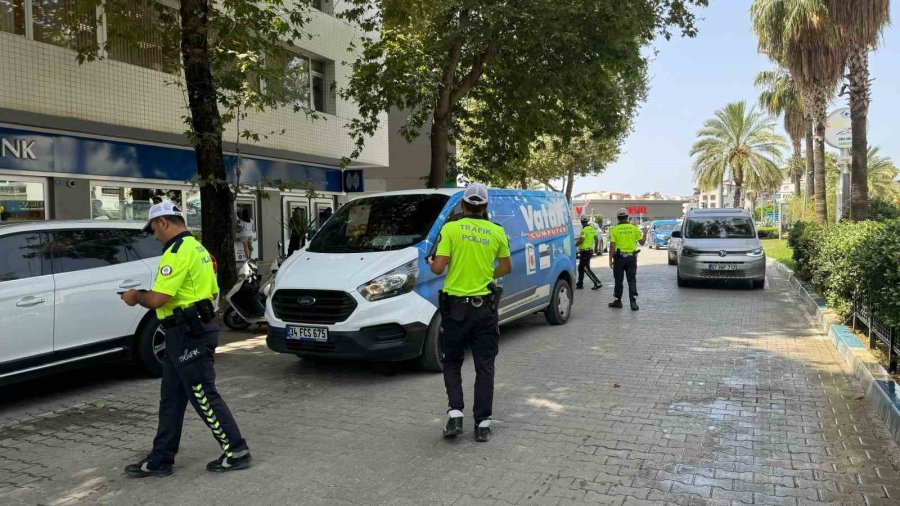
[756, 225, 779, 239]
[788, 219, 900, 327]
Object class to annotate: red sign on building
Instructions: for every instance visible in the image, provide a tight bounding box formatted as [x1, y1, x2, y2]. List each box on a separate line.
[627, 206, 648, 215]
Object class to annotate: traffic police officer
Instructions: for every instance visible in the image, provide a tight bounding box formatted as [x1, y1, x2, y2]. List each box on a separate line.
[427, 184, 511, 443]
[575, 216, 602, 290]
[608, 208, 647, 311]
[121, 202, 251, 477]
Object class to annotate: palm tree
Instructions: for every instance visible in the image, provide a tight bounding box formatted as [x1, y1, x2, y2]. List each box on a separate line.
[690, 101, 787, 209]
[822, 0, 891, 220]
[867, 146, 900, 201]
[755, 68, 805, 195]
[752, 0, 846, 225]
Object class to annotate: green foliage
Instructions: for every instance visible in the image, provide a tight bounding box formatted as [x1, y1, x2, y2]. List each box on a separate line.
[339, 0, 709, 184]
[757, 225, 779, 239]
[869, 198, 900, 221]
[787, 221, 823, 280]
[860, 219, 900, 327]
[788, 219, 900, 327]
[690, 101, 787, 207]
[810, 220, 884, 319]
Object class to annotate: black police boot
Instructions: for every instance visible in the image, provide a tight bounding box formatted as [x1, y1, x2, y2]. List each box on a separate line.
[575, 283, 584, 290]
[591, 283, 602, 290]
[475, 421, 492, 443]
[443, 410, 464, 438]
[608, 299, 623, 309]
[630, 299, 640, 311]
[124, 457, 173, 478]
[206, 450, 252, 472]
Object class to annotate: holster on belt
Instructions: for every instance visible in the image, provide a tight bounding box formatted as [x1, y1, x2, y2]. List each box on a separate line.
[173, 306, 203, 336]
[487, 282, 502, 312]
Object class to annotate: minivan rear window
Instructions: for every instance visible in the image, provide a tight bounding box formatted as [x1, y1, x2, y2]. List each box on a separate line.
[309, 194, 450, 253]
[685, 216, 754, 239]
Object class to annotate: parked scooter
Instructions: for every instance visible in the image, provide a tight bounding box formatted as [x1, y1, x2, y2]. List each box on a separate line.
[223, 245, 286, 330]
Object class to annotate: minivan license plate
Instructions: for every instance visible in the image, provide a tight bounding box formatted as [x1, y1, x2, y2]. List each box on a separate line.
[708, 263, 738, 271]
[286, 326, 328, 342]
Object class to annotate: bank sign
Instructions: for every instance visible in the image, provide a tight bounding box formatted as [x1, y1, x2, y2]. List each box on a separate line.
[0, 126, 351, 193]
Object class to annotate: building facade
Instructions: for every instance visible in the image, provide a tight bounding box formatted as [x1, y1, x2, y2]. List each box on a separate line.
[0, 1, 399, 263]
[572, 192, 688, 224]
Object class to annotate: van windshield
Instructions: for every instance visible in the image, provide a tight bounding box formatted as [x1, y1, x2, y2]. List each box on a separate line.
[685, 216, 755, 239]
[308, 194, 450, 253]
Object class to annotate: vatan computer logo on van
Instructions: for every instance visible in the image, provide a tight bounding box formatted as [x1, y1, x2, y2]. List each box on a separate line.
[519, 203, 568, 240]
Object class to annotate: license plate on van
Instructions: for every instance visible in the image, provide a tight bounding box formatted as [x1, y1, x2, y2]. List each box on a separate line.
[708, 263, 738, 271]
[286, 326, 328, 342]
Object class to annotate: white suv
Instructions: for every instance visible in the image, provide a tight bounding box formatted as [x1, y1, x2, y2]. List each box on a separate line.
[0, 220, 168, 385]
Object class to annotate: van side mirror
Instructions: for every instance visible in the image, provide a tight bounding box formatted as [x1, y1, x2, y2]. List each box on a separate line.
[671, 230, 682, 238]
[757, 230, 769, 239]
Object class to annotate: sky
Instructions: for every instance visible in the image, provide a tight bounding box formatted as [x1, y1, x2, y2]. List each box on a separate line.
[570, 0, 900, 197]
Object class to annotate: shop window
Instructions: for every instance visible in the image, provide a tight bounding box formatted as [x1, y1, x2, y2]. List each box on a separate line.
[0, 180, 46, 222]
[90, 184, 183, 221]
[184, 188, 201, 230]
[32, 0, 98, 50]
[50, 229, 129, 273]
[0, 0, 26, 35]
[105, 0, 181, 74]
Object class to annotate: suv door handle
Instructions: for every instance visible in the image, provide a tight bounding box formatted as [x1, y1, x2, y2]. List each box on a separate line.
[118, 280, 143, 289]
[16, 296, 46, 307]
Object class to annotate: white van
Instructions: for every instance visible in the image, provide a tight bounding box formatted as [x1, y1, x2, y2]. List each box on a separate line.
[265, 188, 577, 370]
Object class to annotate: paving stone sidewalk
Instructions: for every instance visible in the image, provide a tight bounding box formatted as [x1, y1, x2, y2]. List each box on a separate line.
[1, 250, 899, 505]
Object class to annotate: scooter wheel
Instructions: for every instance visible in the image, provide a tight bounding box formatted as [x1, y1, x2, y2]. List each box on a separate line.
[223, 306, 251, 330]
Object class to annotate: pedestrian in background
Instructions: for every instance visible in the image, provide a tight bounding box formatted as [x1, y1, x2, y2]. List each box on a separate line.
[608, 208, 647, 311]
[428, 184, 511, 443]
[287, 207, 307, 256]
[575, 215, 602, 290]
[237, 208, 256, 260]
[121, 202, 251, 477]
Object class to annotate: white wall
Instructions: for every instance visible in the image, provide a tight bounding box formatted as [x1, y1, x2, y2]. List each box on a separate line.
[0, 8, 387, 168]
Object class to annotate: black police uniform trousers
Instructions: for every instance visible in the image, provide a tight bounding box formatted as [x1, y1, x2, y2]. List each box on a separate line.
[150, 320, 248, 466]
[440, 302, 499, 424]
[577, 249, 601, 287]
[612, 252, 639, 301]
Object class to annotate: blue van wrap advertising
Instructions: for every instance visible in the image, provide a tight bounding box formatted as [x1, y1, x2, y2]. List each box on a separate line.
[414, 189, 575, 319]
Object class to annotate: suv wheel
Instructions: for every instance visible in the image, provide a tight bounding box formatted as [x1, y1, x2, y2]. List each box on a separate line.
[135, 315, 165, 377]
[677, 270, 689, 287]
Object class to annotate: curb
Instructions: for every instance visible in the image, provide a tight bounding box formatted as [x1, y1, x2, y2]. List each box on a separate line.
[773, 261, 900, 444]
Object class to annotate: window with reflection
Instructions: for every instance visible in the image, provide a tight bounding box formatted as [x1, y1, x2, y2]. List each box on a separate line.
[0, 180, 46, 222]
[91, 185, 183, 221]
[0, 0, 26, 35]
[32, 0, 98, 50]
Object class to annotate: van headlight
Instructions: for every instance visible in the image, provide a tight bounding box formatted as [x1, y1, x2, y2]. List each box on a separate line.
[357, 260, 418, 301]
[681, 247, 700, 257]
[746, 248, 764, 257]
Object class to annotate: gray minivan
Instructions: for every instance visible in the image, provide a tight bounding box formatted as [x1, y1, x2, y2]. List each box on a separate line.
[671, 209, 767, 288]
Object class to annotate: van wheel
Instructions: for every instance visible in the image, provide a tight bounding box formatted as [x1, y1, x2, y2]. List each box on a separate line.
[135, 315, 165, 377]
[418, 313, 443, 372]
[545, 278, 572, 325]
[752, 279, 765, 289]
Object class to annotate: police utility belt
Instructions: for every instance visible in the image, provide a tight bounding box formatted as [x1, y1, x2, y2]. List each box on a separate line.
[615, 250, 637, 258]
[439, 283, 501, 312]
[160, 299, 216, 335]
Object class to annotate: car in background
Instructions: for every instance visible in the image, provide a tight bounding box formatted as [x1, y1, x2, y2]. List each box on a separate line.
[672, 209, 767, 289]
[666, 219, 683, 265]
[0, 221, 169, 386]
[648, 219, 678, 249]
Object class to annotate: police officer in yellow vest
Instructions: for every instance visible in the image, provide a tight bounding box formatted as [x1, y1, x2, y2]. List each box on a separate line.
[120, 202, 251, 477]
[576, 216, 602, 290]
[608, 207, 647, 311]
[428, 184, 511, 442]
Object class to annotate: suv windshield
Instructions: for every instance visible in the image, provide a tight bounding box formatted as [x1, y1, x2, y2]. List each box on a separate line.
[308, 194, 449, 253]
[685, 216, 754, 239]
[655, 224, 676, 232]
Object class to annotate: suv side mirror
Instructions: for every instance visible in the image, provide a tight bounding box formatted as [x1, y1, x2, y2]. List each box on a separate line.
[757, 230, 769, 239]
[671, 230, 682, 238]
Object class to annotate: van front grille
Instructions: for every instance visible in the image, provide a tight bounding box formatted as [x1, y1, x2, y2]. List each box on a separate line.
[271, 289, 357, 324]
